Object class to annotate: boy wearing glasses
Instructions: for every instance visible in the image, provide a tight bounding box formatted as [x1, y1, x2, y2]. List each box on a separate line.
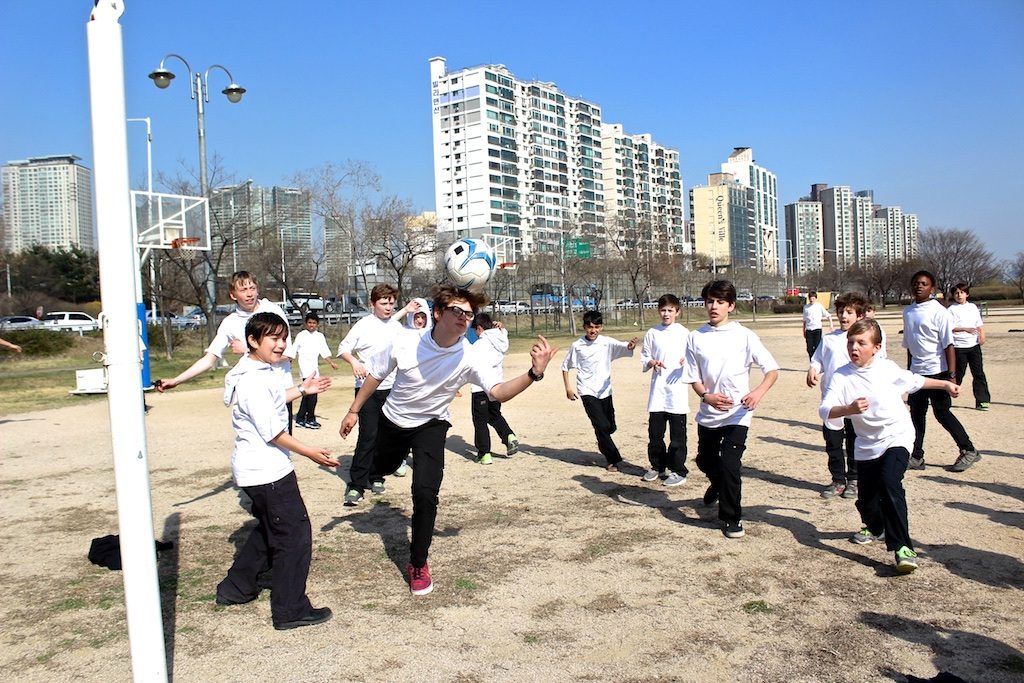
[340, 285, 558, 596]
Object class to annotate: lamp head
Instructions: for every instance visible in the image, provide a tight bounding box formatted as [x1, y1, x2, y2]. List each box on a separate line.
[148, 68, 175, 89]
[222, 84, 246, 103]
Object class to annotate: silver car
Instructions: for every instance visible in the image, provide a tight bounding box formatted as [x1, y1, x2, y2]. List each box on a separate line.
[0, 315, 41, 330]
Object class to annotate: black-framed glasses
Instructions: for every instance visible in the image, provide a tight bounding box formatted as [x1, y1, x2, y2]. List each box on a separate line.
[445, 305, 474, 320]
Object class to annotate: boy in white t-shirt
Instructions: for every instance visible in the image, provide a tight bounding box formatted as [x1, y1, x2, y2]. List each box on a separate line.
[215, 312, 337, 629]
[821, 318, 960, 574]
[902, 270, 980, 472]
[948, 282, 991, 411]
[684, 280, 779, 539]
[469, 312, 519, 465]
[802, 291, 834, 360]
[807, 292, 868, 499]
[336, 284, 419, 505]
[561, 310, 637, 472]
[640, 294, 690, 487]
[292, 312, 338, 429]
[340, 285, 557, 596]
[864, 303, 887, 359]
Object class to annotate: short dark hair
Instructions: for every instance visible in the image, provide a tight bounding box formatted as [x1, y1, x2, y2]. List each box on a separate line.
[471, 312, 493, 329]
[952, 282, 970, 295]
[847, 318, 882, 346]
[701, 280, 736, 304]
[583, 310, 604, 326]
[370, 283, 400, 303]
[304, 312, 319, 323]
[911, 270, 936, 287]
[808, 291, 818, 299]
[245, 312, 287, 349]
[835, 292, 868, 317]
[657, 293, 681, 309]
[430, 284, 488, 321]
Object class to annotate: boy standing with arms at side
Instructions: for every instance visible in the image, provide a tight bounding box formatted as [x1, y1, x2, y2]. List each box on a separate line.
[292, 312, 338, 429]
[469, 312, 520, 465]
[807, 292, 868, 499]
[902, 270, 981, 472]
[640, 294, 690, 486]
[821, 318, 960, 574]
[802, 291, 834, 360]
[562, 310, 638, 472]
[216, 313, 338, 629]
[948, 283, 991, 411]
[684, 280, 779, 538]
[336, 284, 419, 505]
[339, 285, 557, 596]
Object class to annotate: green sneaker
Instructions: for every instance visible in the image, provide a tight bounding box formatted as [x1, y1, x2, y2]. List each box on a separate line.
[477, 453, 494, 465]
[977, 403, 990, 411]
[850, 527, 884, 545]
[506, 434, 520, 457]
[895, 546, 919, 574]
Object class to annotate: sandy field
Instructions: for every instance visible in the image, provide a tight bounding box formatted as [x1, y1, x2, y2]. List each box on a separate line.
[1, 310, 1022, 682]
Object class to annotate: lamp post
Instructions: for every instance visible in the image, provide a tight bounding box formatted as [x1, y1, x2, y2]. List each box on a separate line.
[148, 54, 245, 313]
[784, 238, 795, 295]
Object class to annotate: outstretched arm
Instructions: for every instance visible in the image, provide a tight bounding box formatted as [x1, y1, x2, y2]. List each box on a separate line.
[157, 352, 219, 391]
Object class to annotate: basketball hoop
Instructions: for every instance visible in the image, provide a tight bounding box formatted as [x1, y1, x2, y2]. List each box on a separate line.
[170, 236, 201, 262]
[498, 261, 518, 270]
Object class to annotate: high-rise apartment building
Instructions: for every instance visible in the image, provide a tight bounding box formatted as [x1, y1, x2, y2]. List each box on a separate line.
[208, 180, 312, 278]
[2, 155, 94, 252]
[689, 173, 755, 271]
[601, 124, 684, 254]
[720, 148, 778, 274]
[820, 185, 855, 269]
[783, 200, 824, 276]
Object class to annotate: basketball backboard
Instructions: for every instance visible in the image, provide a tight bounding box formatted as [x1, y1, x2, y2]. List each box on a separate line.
[131, 190, 210, 252]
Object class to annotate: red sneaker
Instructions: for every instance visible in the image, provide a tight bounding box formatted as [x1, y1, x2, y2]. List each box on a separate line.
[407, 562, 433, 596]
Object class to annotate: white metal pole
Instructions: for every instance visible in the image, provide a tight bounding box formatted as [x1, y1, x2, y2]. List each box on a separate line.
[86, 3, 168, 680]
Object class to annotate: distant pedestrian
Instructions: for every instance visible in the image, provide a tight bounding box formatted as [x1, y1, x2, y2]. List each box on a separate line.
[291, 312, 338, 429]
[468, 313, 520, 464]
[802, 291, 834, 359]
[948, 283, 991, 411]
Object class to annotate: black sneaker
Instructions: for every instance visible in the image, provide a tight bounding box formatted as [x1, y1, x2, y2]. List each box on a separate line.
[907, 455, 925, 470]
[723, 521, 745, 539]
[703, 484, 719, 506]
[215, 592, 257, 606]
[343, 487, 364, 507]
[273, 606, 333, 630]
[306, 420, 322, 430]
[950, 448, 981, 472]
[370, 480, 386, 495]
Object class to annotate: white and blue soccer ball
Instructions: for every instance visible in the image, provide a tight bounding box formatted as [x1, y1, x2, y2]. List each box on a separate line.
[444, 238, 497, 289]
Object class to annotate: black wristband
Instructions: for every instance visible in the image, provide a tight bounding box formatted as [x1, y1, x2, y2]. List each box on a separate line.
[527, 367, 544, 382]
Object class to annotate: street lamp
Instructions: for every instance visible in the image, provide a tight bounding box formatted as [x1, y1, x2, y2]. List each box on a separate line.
[784, 238, 795, 294]
[148, 53, 246, 313]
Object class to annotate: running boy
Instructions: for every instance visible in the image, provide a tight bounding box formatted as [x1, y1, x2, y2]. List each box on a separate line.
[864, 302, 887, 359]
[807, 292, 868, 499]
[802, 291, 834, 359]
[469, 312, 520, 465]
[639, 294, 690, 486]
[684, 280, 779, 539]
[336, 284, 419, 505]
[292, 312, 338, 429]
[902, 270, 980, 471]
[821, 318, 960, 574]
[948, 283, 991, 411]
[215, 312, 338, 629]
[561, 310, 637, 472]
[339, 285, 557, 596]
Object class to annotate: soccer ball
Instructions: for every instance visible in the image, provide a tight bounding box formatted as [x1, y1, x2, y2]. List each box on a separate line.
[444, 238, 496, 289]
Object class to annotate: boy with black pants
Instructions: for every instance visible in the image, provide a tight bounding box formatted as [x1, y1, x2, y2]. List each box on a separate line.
[340, 285, 557, 596]
[949, 282, 991, 411]
[684, 281, 779, 538]
[469, 313, 520, 464]
[292, 312, 338, 428]
[561, 310, 637, 472]
[216, 313, 337, 629]
[902, 270, 980, 472]
[640, 294, 690, 486]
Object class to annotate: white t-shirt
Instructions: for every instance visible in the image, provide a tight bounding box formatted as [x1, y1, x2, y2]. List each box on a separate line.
[948, 302, 983, 349]
[640, 322, 690, 414]
[877, 324, 888, 360]
[207, 298, 293, 391]
[469, 327, 508, 393]
[368, 328, 501, 429]
[902, 298, 954, 375]
[292, 329, 333, 379]
[337, 313, 405, 391]
[819, 358, 925, 461]
[803, 301, 831, 331]
[809, 328, 849, 430]
[683, 321, 780, 428]
[560, 334, 634, 399]
[223, 355, 293, 487]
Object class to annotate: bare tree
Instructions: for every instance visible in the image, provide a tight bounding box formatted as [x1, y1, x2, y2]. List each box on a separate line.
[362, 196, 437, 298]
[851, 256, 909, 307]
[917, 227, 1000, 293]
[1006, 252, 1024, 302]
[605, 217, 654, 326]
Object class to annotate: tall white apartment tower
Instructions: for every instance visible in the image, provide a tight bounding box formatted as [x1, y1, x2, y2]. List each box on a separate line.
[2, 155, 94, 252]
[429, 57, 606, 262]
[783, 200, 824, 276]
[601, 124, 684, 254]
[720, 147, 778, 273]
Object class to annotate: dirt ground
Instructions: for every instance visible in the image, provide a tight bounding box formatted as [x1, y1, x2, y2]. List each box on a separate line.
[2, 310, 1022, 682]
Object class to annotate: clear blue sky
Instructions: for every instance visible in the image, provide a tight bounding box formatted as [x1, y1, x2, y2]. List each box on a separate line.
[3, 1, 1022, 256]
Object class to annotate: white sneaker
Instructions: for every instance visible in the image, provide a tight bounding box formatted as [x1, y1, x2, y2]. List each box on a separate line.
[393, 460, 409, 477]
[641, 469, 662, 482]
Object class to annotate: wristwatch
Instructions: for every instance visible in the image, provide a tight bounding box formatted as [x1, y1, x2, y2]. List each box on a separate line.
[297, 384, 306, 396]
[527, 367, 544, 382]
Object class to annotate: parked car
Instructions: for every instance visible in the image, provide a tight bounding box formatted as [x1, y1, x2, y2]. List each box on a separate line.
[146, 310, 200, 331]
[40, 311, 100, 333]
[497, 300, 530, 315]
[0, 315, 41, 330]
